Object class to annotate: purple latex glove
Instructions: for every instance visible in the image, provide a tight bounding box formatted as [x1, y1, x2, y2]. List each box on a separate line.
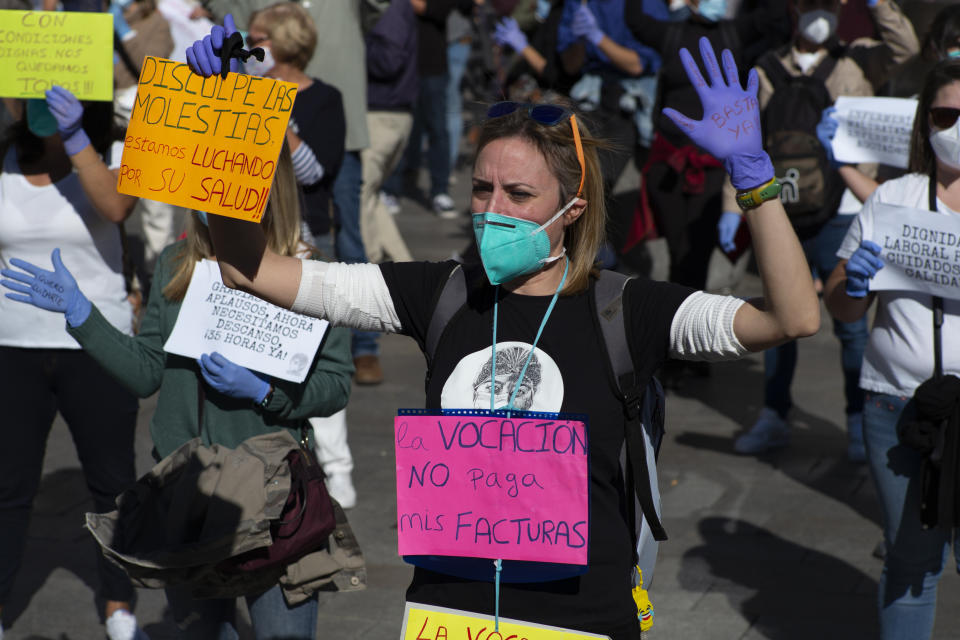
[717, 210, 742, 253]
[662, 37, 774, 190]
[0, 248, 91, 327]
[185, 13, 240, 77]
[845, 240, 884, 298]
[493, 17, 528, 52]
[571, 4, 604, 46]
[44, 86, 90, 156]
[816, 106, 843, 169]
[198, 351, 271, 403]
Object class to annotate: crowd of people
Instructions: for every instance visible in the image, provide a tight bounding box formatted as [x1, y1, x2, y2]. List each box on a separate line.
[0, 0, 959, 638]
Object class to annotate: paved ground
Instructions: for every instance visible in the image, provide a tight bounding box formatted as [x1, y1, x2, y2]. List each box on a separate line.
[5, 157, 960, 640]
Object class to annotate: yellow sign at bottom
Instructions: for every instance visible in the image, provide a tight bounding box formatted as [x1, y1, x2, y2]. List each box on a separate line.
[401, 603, 610, 640]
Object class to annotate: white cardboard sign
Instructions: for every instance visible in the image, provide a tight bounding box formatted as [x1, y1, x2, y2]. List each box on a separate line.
[870, 204, 960, 301]
[163, 259, 328, 382]
[833, 96, 917, 169]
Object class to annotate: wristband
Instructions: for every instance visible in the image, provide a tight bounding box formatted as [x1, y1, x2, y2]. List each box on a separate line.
[256, 384, 274, 409]
[736, 177, 782, 211]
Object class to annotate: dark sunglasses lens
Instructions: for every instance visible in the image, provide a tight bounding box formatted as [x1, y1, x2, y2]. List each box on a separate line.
[931, 107, 960, 129]
[487, 101, 522, 119]
[529, 105, 568, 125]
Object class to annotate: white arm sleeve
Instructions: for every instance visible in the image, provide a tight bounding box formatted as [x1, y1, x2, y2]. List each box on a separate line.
[291, 260, 403, 333]
[668, 291, 748, 361]
[290, 141, 325, 186]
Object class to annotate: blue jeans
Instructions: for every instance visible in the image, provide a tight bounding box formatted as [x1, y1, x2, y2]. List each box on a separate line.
[764, 214, 868, 417]
[446, 40, 470, 170]
[384, 73, 450, 198]
[333, 150, 379, 357]
[863, 392, 958, 640]
[165, 583, 318, 639]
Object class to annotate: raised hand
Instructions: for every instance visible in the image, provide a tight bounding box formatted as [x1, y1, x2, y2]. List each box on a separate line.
[816, 106, 843, 169]
[44, 86, 90, 156]
[662, 37, 774, 190]
[571, 4, 604, 46]
[198, 351, 272, 403]
[0, 248, 92, 326]
[717, 211, 742, 253]
[493, 17, 528, 53]
[845, 240, 884, 298]
[186, 13, 240, 77]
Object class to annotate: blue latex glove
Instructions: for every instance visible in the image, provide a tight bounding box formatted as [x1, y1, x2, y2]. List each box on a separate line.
[493, 17, 528, 52]
[109, 2, 134, 40]
[571, 4, 604, 46]
[198, 352, 271, 403]
[186, 13, 240, 77]
[816, 106, 844, 169]
[845, 240, 884, 298]
[0, 248, 91, 327]
[717, 211, 742, 253]
[662, 37, 774, 190]
[44, 86, 90, 156]
[866, 0, 879, 7]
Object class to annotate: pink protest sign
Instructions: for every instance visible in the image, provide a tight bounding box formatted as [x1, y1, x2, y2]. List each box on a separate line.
[394, 411, 589, 565]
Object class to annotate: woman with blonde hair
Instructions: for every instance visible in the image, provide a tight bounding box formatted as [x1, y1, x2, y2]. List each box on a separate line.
[1, 144, 355, 639]
[189, 26, 820, 637]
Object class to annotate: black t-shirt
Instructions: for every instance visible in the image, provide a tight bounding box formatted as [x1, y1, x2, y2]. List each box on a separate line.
[380, 260, 693, 639]
[290, 80, 345, 237]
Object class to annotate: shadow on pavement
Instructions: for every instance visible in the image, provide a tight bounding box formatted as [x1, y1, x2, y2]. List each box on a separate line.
[682, 517, 879, 639]
[670, 358, 882, 528]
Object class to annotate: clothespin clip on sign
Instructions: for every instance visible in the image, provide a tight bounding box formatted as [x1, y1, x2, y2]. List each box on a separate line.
[219, 31, 265, 79]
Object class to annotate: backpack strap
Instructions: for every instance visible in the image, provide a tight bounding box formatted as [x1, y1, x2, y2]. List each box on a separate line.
[594, 270, 667, 542]
[424, 264, 467, 371]
[755, 48, 790, 92]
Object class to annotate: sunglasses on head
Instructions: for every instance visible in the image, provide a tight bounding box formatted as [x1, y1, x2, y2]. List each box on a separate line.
[930, 107, 960, 130]
[486, 101, 586, 197]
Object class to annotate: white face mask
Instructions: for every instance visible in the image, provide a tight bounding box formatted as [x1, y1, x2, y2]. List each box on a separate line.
[930, 121, 960, 171]
[798, 10, 837, 45]
[243, 45, 275, 77]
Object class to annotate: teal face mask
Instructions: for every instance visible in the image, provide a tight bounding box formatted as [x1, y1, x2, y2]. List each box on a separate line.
[472, 197, 576, 286]
[26, 99, 59, 138]
[195, 210, 209, 226]
[697, 0, 726, 22]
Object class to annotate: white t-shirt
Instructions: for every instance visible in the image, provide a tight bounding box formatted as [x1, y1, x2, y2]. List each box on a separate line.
[837, 173, 960, 396]
[0, 142, 134, 348]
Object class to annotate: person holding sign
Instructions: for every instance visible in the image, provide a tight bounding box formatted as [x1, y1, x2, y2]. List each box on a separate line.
[0, 145, 357, 639]
[823, 60, 960, 640]
[0, 90, 144, 639]
[192, 31, 819, 637]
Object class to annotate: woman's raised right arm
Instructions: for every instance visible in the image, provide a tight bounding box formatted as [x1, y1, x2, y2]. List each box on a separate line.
[206, 214, 302, 309]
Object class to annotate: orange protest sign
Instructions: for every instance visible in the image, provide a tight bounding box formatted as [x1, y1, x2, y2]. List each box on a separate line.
[116, 56, 297, 223]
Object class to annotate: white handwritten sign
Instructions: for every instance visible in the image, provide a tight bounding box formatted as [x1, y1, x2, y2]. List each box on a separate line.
[870, 204, 960, 301]
[163, 259, 328, 382]
[833, 96, 917, 169]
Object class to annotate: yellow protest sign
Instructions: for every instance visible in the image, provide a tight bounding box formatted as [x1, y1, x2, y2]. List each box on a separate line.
[401, 603, 611, 640]
[116, 57, 297, 223]
[0, 10, 113, 100]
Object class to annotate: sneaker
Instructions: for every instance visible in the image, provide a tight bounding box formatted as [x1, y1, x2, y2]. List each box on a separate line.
[380, 191, 401, 216]
[353, 355, 383, 385]
[734, 407, 790, 454]
[432, 193, 458, 219]
[106, 609, 149, 640]
[326, 472, 357, 509]
[847, 412, 866, 463]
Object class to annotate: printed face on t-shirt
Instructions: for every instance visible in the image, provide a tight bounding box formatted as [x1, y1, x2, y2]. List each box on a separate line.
[440, 341, 564, 413]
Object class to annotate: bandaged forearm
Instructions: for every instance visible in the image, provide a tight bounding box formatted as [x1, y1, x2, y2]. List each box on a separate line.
[668, 291, 747, 361]
[291, 259, 402, 332]
[291, 142, 324, 186]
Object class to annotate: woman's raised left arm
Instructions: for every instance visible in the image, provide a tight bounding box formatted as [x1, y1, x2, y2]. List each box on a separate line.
[664, 38, 819, 351]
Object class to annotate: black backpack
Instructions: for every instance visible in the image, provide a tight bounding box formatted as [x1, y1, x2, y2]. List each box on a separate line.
[423, 266, 668, 581]
[756, 46, 846, 231]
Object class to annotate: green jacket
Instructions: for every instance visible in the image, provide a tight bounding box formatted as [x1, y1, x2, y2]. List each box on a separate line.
[69, 241, 354, 459]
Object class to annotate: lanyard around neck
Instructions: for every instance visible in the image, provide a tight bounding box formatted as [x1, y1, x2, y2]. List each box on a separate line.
[489, 256, 569, 415]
